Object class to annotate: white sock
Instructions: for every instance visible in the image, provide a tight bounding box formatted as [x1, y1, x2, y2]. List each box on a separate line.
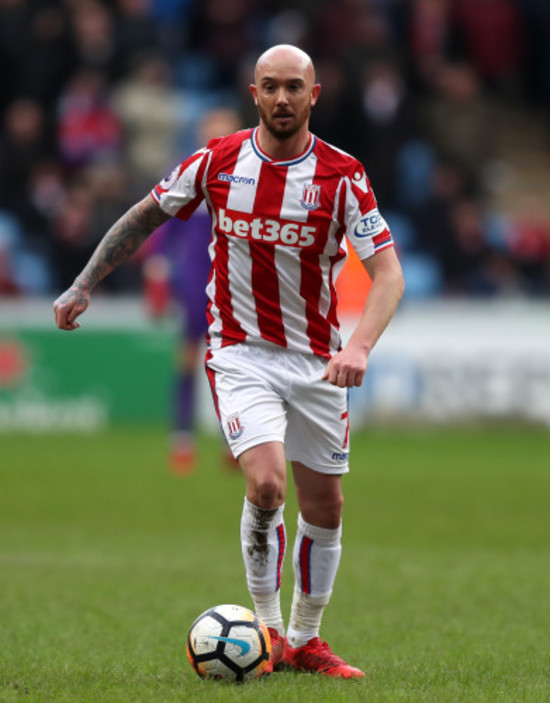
[250, 592, 284, 636]
[287, 514, 342, 648]
[240, 497, 286, 635]
[286, 589, 331, 648]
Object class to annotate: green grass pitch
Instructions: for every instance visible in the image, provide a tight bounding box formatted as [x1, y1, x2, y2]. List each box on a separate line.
[1, 425, 549, 702]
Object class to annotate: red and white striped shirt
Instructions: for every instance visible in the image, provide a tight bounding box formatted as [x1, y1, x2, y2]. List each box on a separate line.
[152, 127, 394, 359]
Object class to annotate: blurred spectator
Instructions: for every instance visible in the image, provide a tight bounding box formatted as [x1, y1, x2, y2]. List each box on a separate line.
[346, 1, 399, 69]
[186, 0, 260, 88]
[115, 0, 159, 71]
[0, 211, 22, 296]
[0, 247, 19, 296]
[407, 0, 451, 85]
[412, 160, 468, 264]
[68, 0, 119, 79]
[508, 197, 550, 295]
[0, 98, 55, 237]
[312, 0, 366, 61]
[352, 59, 418, 207]
[113, 52, 184, 195]
[150, 0, 194, 55]
[422, 62, 494, 190]
[51, 178, 96, 291]
[29, 161, 66, 224]
[451, 0, 524, 96]
[57, 69, 122, 170]
[446, 196, 495, 294]
[88, 159, 139, 291]
[309, 59, 358, 150]
[264, 9, 311, 51]
[449, 196, 538, 296]
[6, 4, 74, 108]
[51, 160, 137, 292]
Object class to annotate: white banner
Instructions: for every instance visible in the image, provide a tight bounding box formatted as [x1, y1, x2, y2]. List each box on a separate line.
[342, 300, 550, 426]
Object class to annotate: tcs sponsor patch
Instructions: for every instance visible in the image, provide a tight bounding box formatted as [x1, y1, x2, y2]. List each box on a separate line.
[353, 208, 387, 238]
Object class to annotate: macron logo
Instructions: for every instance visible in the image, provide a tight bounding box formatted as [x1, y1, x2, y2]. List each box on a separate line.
[218, 172, 256, 185]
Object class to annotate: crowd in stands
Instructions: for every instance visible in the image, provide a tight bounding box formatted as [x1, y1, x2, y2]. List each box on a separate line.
[1, 0, 550, 299]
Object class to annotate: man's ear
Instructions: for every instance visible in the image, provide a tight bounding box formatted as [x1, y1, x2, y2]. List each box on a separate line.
[311, 83, 321, 107]
[250, 83, 258, 106]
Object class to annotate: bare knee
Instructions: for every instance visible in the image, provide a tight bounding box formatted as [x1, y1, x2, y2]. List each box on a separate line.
[239, 442, 287, 510]
[247, 476, 285, 509]
[300, 492, 343, 529]
[292, 462, 344, 529]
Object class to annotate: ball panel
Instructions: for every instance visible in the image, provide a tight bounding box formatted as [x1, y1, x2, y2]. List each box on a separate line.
[243, 656, 271, 680]
[197, 658, 237, 680]
[188, 615, 224, 657]
[211, 604, 256, 623]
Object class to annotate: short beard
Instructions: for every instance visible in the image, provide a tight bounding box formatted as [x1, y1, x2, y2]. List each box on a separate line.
[258, 104, 311, 141]
[265, 120, 300, 140]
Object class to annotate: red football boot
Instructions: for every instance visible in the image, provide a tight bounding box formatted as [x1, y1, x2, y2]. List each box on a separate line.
[284, 637, 365, 678]
[264, 628, 285, 674]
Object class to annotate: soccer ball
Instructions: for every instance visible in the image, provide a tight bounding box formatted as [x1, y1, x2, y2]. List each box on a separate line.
[186, 604, 271, 682]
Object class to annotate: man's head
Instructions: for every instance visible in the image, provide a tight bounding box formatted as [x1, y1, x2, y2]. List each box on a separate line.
[250, 44, 320, 141]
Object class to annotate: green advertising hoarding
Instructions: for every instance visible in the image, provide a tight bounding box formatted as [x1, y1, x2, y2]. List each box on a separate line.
[0, 300, 176, 432]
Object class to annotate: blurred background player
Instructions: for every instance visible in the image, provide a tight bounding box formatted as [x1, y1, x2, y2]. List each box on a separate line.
[142, 107, 242, 475]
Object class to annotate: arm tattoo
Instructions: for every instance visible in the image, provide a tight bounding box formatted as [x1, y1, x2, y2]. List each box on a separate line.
[67, 285, 89, 307]
[75, 196, 171, 291]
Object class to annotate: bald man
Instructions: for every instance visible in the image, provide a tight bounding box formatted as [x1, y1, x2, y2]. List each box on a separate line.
[54, 45, 404, 678]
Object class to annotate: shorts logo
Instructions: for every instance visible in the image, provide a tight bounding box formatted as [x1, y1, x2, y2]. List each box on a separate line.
[332, 452, 349, 461]
[354, 209, 387, 238]
[227, 413, 244, 440]
[300, 183, 321, 211]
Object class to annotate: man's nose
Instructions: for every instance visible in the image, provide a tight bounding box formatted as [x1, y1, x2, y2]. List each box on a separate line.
[275, 88, 289, 104]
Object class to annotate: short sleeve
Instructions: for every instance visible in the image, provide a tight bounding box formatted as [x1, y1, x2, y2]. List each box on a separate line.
[344, 164, 394, 260]
[151, 148, 210, 220]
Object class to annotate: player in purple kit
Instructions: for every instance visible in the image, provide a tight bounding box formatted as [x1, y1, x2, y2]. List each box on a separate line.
[53, 45, 404, 678]
[143, 108, 242, 473]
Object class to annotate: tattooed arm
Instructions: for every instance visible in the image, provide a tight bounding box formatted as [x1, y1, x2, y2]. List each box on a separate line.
[53, 194, 171, 330]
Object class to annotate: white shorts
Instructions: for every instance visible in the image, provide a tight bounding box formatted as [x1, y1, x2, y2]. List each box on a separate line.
[205, 343, 350, 474]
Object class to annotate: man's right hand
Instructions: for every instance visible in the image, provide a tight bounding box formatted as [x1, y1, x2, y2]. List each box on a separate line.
[53, 284, 90, 330]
